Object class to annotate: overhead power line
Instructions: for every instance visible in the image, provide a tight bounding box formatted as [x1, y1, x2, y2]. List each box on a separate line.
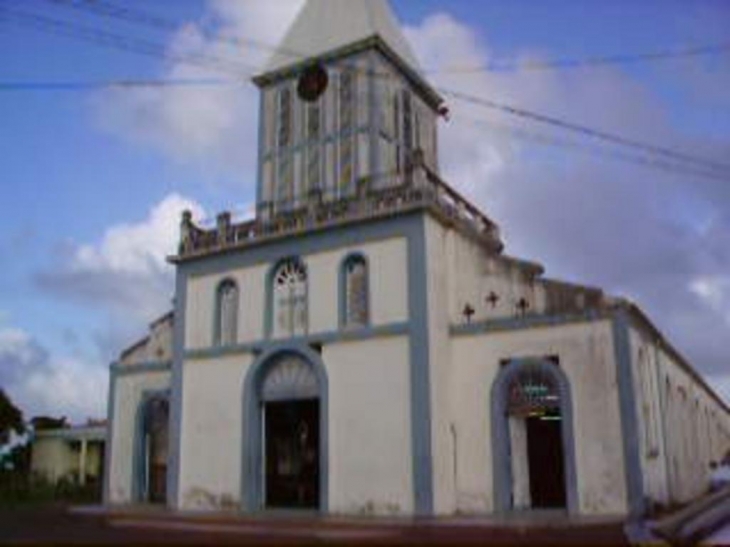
[439, 87, 730, 175]
[36, 0, 304, 64]
[453, 113, 730, 184]
[3, 3, 729, 181]
[34, 0, 730, 75]
[0, 7, 253, 77]
[425, 42, 730, 74]
[0, 78, 234, 91]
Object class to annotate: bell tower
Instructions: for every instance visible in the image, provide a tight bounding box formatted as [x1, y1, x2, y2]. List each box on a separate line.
[252, 0, 444, 220]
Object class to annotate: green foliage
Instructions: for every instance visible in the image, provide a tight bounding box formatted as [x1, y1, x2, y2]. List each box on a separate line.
[0, 472, 101, 507]
[1, 443, 30, 474]
[0, 389, 25, 446]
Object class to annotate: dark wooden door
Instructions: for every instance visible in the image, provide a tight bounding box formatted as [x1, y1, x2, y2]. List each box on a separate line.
[526, 416, 566, 508]
[265, 399, 319, 509]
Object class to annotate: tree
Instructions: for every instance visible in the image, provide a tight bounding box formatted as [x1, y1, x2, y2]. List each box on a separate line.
[0, 389, 25, 446]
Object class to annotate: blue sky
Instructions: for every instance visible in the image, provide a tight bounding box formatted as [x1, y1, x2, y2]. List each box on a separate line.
[0, 0, 729, 421]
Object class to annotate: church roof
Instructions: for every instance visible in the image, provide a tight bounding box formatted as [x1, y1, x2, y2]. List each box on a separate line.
[261, 0, 421, 74]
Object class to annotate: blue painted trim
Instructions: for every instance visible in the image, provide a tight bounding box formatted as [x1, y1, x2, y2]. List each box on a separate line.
[241, 344, 329, 512]
[167, 268, 187, 508]
[408, 216, 433, 515]
[186, 322, 409, 361]
[213, 278, 239, 348]
[102, 363, 117, 504]
[256, 88, 265, 209]
[133, 389, 171, 503]
[450, 310, 608, 337]
[338, 252, 371, 329]
[110, 361, 172, 377]
[490, 358, 579, 514]
[264, 256, 309, 339]
[612, 309, 646, 518]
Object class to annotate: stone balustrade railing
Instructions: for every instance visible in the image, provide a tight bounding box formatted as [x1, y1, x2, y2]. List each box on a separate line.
[176, 163, 503, 260]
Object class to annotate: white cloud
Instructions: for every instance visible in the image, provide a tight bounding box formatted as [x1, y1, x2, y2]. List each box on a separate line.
[37, 193, 204, 324]
[93, 0, 305, 179]
[72, 193, 204, 276]
[690, 276, 730, 316]
[0, 328, 105, 423]
[12, 198, 200, 422]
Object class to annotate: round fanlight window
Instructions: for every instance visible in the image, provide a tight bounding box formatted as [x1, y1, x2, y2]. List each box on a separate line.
[297, 63, 328, 103]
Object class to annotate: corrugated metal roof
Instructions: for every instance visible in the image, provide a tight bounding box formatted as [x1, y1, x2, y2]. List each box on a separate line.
[262, 0, 421, 73]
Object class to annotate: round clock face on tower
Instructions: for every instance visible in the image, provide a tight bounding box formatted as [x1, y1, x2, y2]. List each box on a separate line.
[297, 63, 329, 102]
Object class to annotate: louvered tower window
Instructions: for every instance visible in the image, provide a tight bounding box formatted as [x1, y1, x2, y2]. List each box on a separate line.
[338, 68, 356, 195]
[306, 102, 322, 193]
[276, 86, 294, 205]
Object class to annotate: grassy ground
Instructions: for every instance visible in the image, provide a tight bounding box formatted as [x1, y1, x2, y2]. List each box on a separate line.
[0, 472, 100, 508]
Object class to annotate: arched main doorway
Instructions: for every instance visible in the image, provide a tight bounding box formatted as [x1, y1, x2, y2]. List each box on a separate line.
[243, 348, 327, 511]
[135, 394, 169, 504]
[491, 359, 578, 513]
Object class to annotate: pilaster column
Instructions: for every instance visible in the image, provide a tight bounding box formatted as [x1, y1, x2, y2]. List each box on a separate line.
[79, 439, 88, 486]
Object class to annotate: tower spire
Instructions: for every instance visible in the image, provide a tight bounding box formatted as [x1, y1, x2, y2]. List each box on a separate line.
[253, 0, 443, 221]
[261, 0, 421, 75]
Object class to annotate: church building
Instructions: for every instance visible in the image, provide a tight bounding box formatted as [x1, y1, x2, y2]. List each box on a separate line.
[104, 0, 730, 517]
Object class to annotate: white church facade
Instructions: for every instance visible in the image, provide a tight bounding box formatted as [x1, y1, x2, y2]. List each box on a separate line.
[104, 0, 730, 517]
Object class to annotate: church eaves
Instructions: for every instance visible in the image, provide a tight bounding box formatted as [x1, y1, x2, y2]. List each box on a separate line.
[260, 0, 422, 75]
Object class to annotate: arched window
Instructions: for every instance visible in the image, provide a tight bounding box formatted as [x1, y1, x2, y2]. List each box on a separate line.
[273, 258, 308, 336]
[341, 254, 369, 328]
[215, 279, 239, 347]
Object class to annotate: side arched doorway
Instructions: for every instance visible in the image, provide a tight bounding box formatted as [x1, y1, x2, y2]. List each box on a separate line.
[491, 359, 578, 513]
[134, 393, 169, 504]
[243, 347, 328, 511]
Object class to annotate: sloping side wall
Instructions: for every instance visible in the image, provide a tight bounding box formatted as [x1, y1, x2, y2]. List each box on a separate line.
[629, 326, 730, 507]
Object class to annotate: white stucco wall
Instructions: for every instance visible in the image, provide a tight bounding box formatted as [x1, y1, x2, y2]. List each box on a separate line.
[31, 437, 77, 483]
[185, 264, 268, 350]
[107, 370, 171, 504]
[324, 336, 413, 515]
[629, 326, 730, 506]
[450, 319, 629, 516]
[442, 225, 540, 325]
[183, 237, 408, 351]
[177, 354, 254, 510]
[424, 217, 457, 514]
[119, 315, 173, 366]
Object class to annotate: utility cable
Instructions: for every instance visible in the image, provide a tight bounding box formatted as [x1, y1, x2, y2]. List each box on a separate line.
[4, 3, 729, 179]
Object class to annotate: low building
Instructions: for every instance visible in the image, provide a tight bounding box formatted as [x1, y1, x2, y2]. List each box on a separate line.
[31, 424, 106, 486]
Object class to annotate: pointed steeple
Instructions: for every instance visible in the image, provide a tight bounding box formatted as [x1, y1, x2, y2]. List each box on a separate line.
[252, 0, 444, 222]
[262, 0, 421, 75]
